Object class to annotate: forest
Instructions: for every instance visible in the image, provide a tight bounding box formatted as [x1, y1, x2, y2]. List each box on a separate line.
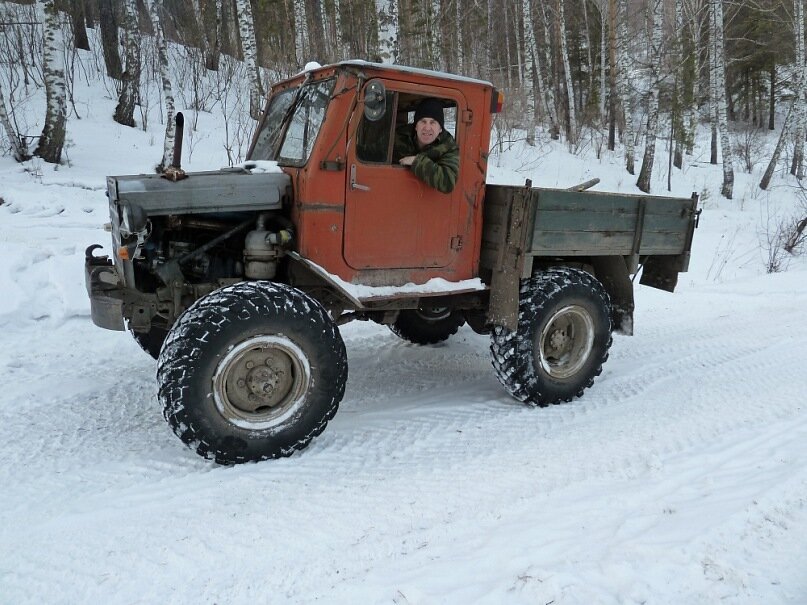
[1, 0, 807, 202]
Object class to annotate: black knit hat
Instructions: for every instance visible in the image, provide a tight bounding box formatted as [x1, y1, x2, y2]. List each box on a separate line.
[414, 98, 444, 130]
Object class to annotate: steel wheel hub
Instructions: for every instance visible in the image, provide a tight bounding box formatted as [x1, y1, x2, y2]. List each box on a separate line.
[212, 335, 311, 429]
[537, 305, 595, 379]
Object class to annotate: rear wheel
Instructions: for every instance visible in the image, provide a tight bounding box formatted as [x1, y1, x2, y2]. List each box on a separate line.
[389, 306, 465, 345]
[157, 281, 347, 464]
[490, 267, 612, 405]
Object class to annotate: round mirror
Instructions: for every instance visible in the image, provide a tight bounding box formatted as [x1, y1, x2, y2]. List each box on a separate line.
[363, 80, 386, 122]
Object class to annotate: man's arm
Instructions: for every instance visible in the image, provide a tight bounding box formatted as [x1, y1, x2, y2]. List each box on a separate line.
[409, 144, 459, 193]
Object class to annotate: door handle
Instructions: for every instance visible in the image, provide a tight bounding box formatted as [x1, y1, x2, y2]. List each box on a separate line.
[350, 164, 370, 191]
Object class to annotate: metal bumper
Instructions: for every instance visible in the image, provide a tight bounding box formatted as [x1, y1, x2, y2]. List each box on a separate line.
[85, 245, 125, 331]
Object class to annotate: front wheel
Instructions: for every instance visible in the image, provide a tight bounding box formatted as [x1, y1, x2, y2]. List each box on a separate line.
[490, 267, 612, 405]
[157, 281, 347, 464]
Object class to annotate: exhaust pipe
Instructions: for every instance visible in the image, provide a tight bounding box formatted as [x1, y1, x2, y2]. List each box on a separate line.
[162, 112, 187, 182]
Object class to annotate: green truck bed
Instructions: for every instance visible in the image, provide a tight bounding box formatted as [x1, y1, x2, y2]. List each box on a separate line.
[481, 182, 700, 330]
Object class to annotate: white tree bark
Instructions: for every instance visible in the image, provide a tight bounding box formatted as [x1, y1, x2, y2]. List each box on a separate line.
[333, 0, 348, 59]
[294, 0, 308, 65]
[636, 0, 663, 192]
[557, 0, 577, 142]
[113, 0, 141, 127]
[35, 0, 67, 163]
[522, 0, 538, 144]
[599, 2, 607, 123]
[377, 0, 399, 64]
[540, 2, 559, 138]
[791, 0, 805, 178]
[455, 0, 463, 72]
[430, 0, 442, 70]
[149, 0, 175, 171]
[617, 0, 635, 173]
[236, 0, 263, 119]
[0, 82, 29, 162]
[711, 0, 734, 197]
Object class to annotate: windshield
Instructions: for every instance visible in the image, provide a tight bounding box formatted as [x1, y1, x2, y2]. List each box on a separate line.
[249, 78, 335, 166]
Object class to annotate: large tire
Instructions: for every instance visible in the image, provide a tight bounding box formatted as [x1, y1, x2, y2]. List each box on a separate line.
[490, 267, 612, 406]
[389, 306, 465, 345]
[157, 281, 347, 464]
[129, 323, 168, 360]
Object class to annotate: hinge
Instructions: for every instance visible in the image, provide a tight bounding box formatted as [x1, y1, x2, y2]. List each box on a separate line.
[450, 235, 463, 251]
[462, 110, 473, 124]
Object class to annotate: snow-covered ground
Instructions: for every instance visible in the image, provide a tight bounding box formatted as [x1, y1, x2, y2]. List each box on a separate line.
[1, 63, 806, 604]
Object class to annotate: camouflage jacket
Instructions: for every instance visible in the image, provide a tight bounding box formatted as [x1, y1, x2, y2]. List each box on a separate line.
[393, 127, 459, 194]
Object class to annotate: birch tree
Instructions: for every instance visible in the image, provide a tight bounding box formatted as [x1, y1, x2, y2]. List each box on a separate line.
[455, 0, 463, 72]
[523, 0, 539, 144]
[429, 0, 442, 70]
[206, 0, 222, 71]
[556, 0, 578, 142]
[0, 83, 29, 162]
[540, 2, 560, 139]
[377, 0, 399, 64]
[710, 0, 734, 198]
[34, 0, 67, 164]
[617, 0, 635, 173]
[791, 0, 805, 178]
[636, 0, 663, 192]
[294, 0, 308, 65]
[113, 0, 141, 127]
[236, 0, 263, 119]
[149, 0, 175, 172]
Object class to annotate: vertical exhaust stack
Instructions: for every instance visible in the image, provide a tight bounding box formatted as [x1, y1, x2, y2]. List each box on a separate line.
[162, 112, 187, 182]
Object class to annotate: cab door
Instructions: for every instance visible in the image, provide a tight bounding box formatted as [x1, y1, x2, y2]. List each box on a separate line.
[343, 84, 467, 271]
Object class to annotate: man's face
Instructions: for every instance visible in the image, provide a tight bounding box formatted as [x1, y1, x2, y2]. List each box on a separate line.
[415, 117, 442, 147]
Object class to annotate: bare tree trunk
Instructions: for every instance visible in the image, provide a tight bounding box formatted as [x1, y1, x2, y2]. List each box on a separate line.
[68, 0, 90, 50]
[455, 0, 463, 72]
[429, 0, 442, 70]
[205, 0, 222, 71]
[293, 0, 308, 65]
[523, 0, 539, 145]
[636, 0, 663, 192]
[769, 65, 776, 130]
[0, 83, 30, 162]
[540, 1, 560, 139]
[557, 0, 577, 142]
[236, 0, 263, 118]
[333, 0, 349, 60]
[377, 0, 399, 64]
[607, 0, 616, 149]
[113, 0, 141, 127]
[792, 0, 805, 177]
[673, 0, 684, 169]
[149, 0, 175, 172]
[617, 0, 634, 173]
[98, 0, 123, 79]
[711, 0, 734, 197]
[599, 1, 606, 125]
[760, 103, 794, 189]
[35, 0, 68, 163]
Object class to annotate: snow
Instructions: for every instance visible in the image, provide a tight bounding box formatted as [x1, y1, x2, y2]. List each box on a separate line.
[2, 53, 807, 604]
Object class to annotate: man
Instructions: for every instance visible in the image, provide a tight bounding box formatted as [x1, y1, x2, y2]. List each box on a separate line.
[393, 98, 459, 194]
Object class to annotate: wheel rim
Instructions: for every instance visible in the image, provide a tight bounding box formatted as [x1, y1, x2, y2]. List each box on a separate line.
[212, 335, 311, 430]
[415, 306, 451, 321]
[537, 305, 595, 379]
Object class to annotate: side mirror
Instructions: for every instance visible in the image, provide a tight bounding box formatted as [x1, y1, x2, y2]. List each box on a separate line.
[363, 80, 386, 121]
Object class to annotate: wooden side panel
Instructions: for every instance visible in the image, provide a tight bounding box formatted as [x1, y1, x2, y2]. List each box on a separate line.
[529, 189, 695, 256]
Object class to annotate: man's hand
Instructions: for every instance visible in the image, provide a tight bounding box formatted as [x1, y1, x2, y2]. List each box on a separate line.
[399, 155, 416, 167]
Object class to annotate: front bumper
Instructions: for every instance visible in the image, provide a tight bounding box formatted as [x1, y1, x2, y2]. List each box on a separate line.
[85, 245, 125, 331]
